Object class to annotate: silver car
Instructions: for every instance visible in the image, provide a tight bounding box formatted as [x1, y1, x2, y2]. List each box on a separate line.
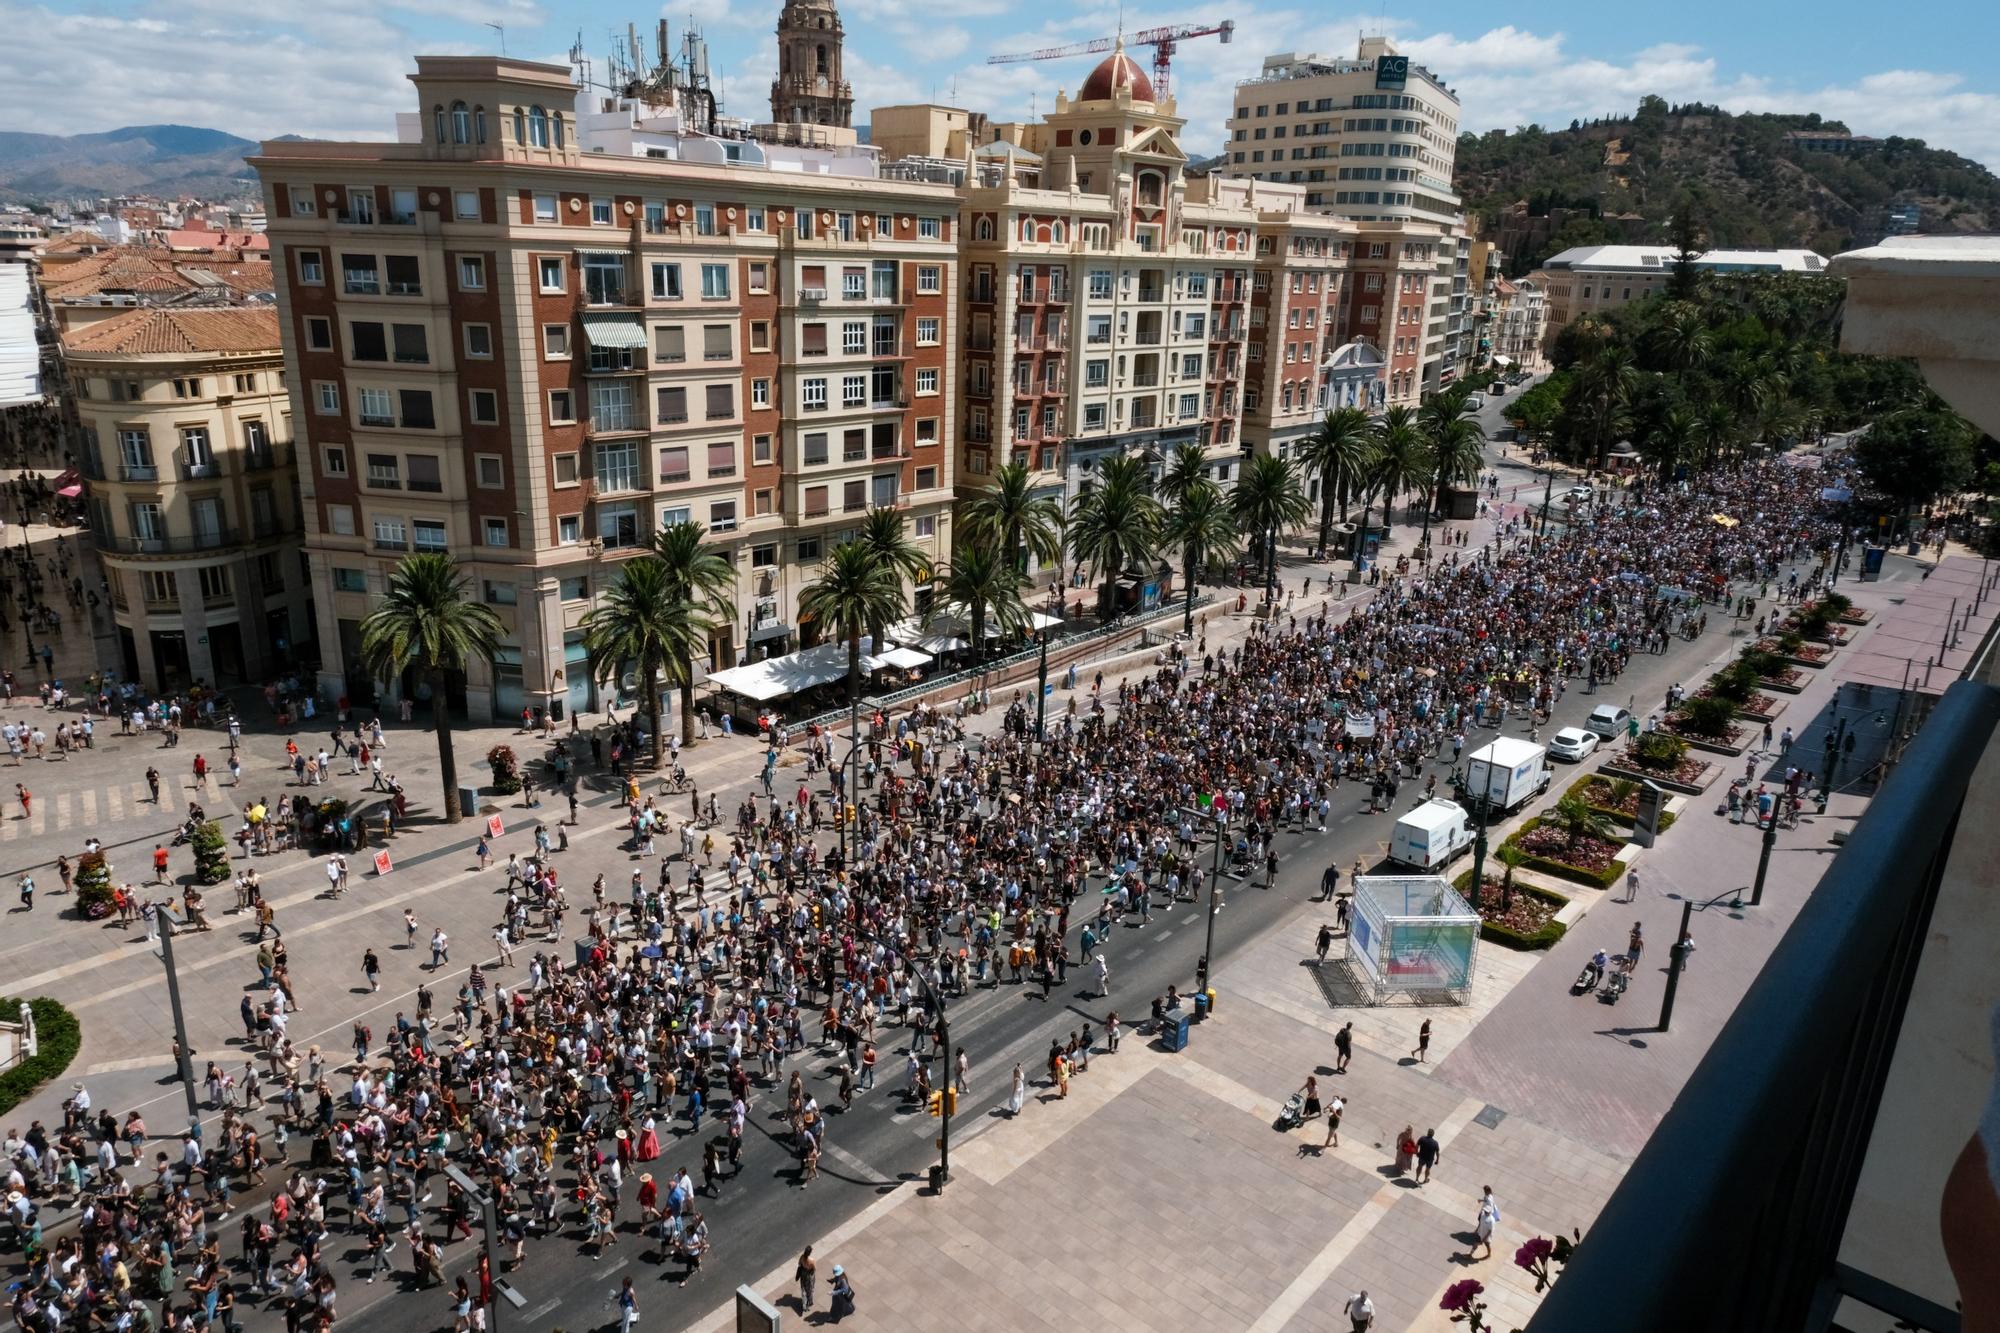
[1548, 726, 1600, 762]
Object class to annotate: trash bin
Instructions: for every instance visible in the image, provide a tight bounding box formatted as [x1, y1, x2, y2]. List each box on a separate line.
[459, 786, 479, 819]
[1193, 992, 1211, 1022]
[1159, 1014, 1191, 1052]
[927, 1163, 947, 1192]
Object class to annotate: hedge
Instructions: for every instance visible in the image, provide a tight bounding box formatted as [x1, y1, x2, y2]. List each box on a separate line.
[1500, 816, 1626, 890]
[1562, 778, 1679, 834]
[1452, 870, 1570, 949]
[0, 996, 82, 1116]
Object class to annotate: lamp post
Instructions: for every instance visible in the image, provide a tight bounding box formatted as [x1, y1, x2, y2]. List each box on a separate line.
[1200, 804, 1227, 1010]
[153, 914, 199, 1123]
[1537, 467, 1555, 549]
[1658, 889, 1742, 1032]
[1464, 790, 1490, 912]
[1035, 631, 1049, 741]
[1749, 801, 1779, 907]
[442, 1163, 526, 1330]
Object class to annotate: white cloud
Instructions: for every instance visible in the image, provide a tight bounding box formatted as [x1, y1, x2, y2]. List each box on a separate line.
[381, 0, 545, 28]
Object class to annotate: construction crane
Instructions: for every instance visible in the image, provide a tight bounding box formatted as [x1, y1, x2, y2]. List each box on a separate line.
[986, 21, 1234, 102]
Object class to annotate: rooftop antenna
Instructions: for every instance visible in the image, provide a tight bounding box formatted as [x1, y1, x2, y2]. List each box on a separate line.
[485, 21, 506, 54]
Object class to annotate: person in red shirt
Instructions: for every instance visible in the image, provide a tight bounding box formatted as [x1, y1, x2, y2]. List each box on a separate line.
[154, 844, 171, 883]
[192, 754, 208, 788]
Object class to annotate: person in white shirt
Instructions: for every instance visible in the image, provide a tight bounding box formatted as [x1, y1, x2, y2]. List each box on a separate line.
[1344, 1290, 1375, 1332]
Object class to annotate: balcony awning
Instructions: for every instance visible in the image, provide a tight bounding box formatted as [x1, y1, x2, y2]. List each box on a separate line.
[582, 314, 645, 350]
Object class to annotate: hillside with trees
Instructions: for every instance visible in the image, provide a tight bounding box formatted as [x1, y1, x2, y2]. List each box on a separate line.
[1458, 98, 2000, 275]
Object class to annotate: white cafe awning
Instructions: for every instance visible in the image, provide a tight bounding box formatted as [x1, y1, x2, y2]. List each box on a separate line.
[706, 637, 883, 702]
[1491, 354, 1514, 368]
[877, 646, 933, 670]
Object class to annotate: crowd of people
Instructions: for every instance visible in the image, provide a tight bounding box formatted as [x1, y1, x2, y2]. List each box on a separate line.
[0, 456, 1844, 1332]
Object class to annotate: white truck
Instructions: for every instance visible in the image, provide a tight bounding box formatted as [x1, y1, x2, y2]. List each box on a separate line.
[1389, 798, 1476, 871]
[1461, 737, 1552, 814]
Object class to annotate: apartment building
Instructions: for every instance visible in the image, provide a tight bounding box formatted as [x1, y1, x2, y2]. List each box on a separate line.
[1486, 276, 1546, 371]
[1220, 38, 1466, 396]
[1242, 203, 1376, 464]
[250, 52, 958, 723]
[64, 306, 313, 689]
[1530, 244, 1829, 346]
[952, 48, 1257, 577]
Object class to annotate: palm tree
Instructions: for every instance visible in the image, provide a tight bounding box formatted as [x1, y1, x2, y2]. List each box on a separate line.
[938, 537, 1030, 667]
[579, 557, 703, 767]
[648, 521, 734, 745]
[1573, 346, 1643, 468]
[857, 507, 929, 647]
[1648, 302, 1713, 374]
[1067, 454, 1162, 622]
[1158, 441, 1213, 509]
[798, 540, 906, 705]
[358, 553, 503, 824]
[1363, 405, 1433, 534]
[1697, 400, 1738, 471]
[1640, 405, 1700, 484]
[962, 460, 1062, 581]
[1162, 480, 1237, 635]
[1232, 453, 1312, 603]
[1417, 387, 1486, 547]
[1296, 406, 1378, 558]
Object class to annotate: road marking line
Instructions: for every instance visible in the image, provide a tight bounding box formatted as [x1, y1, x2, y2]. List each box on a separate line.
[1247, 1182, 1400, 1333]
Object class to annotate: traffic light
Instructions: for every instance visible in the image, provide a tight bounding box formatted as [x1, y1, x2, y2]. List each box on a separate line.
[928, 1090, 943, 1118]
[927, 1089, 958, 1117]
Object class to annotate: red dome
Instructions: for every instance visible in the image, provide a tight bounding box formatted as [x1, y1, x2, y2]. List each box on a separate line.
[1079, 49, 1153, 103]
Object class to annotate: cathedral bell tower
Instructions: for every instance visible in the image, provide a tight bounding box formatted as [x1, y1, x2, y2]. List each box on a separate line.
[770, 0, 854, 129]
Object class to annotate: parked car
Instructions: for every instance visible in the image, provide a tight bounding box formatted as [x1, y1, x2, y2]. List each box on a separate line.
[1465, 393, 1486, 410]
[1584, 704, 1633, 738]
[1548, 726, 1601, 762]
[1567, 484, 1595, 505]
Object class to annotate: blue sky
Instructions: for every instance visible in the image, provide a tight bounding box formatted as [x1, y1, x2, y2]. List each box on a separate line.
[5, 0, 1999, 167]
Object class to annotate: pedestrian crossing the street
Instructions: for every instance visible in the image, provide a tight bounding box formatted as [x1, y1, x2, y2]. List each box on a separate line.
[0, 776, 172, 842]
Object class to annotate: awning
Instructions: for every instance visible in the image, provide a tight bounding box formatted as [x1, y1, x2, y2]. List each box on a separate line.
[877, 646, 932, 670]
[748, 621, 792, 644]
[57, 484, 83, 498]
[706, 637, 884, 702]
[581, 313, 645, 350]
[1492, 354, 1514, 368]
[1029, 610, 1064, 632]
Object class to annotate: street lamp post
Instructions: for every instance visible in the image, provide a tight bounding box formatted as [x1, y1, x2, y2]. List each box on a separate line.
[1035, 632, 1049, 741]
[442, 1163, 526, 1331]
[1750, 804, 1779, 907]
[1538, 468, 1555, 550]
[1464, 791, 1490, 912]
[154, 915, 200, 1123]
[1200, 806, 1227, 1010]
[1658, 889, 1743, 1031]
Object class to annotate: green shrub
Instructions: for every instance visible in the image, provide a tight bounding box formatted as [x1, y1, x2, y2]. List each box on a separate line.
[1822, 592, 1853, 618]
[0, 997, 81, 1116]
[487, 744, 523, 795]
[1633, 731, 1688, 769]
[190, 820, 230, 884]
[1740, 648, 1783, 678]
[1452, 867, 1571, 949]
[72, 851, 116, 919]
[1710, 661, 1759, 704]
[1675, 696, 1739, 739]
[1777, 630, 1805, 654]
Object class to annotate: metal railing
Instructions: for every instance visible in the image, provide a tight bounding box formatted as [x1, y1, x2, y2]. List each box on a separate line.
[1530, 679, 2000, 1333]
[99, 529, 241, 555]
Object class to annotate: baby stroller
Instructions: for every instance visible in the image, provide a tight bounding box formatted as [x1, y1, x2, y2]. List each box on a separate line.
[1599, 957, 1632, 1004]
[1275, 1091, 1306, 1131]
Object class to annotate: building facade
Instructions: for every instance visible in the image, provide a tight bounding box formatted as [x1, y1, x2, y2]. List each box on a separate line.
[1485, 275, 1546, 371]
[1530, 244, 1830, 346]
[952, 50, 1257, 583]
[65, 306, 313, 689]
[251, 53, 957, 723]
[1242, 204, 1366, 464]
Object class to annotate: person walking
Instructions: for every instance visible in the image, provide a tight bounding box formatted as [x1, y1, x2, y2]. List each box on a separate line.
[1344, 1290, 1376, 1332]
[1316, 923, 1334, 962]
[794, 1245, 817, 1311]
[429, 928, 450, 971]
[828, 1265, 856, 1323]
[1414, 1127, 1440, 1184]
[1411, 1018, 1431, 1064]
[404, 908, 419, 949]
[1470, 1186, 1500, 1259]
[1335, 1021, 1354, 1073]
[361, 948, 381, 993]
[1322, 1094, 1345, 1149]
[615, 1275, 639, 1333]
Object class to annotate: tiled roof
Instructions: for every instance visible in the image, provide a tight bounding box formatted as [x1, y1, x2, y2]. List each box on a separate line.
[39, 230, 108, 254]
[62, 306, 281, 358]
[41, 245, 273, 302]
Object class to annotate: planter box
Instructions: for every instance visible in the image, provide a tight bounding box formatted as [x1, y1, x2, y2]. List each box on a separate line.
[1667, 731, 1745, 757]
[1733, 695, 1786, 723]
[1759, 674, 1806, 695]
[1601, 757, 1720, 796]
[1780, 653, 1830, 670]
[1839, 609, 1872, 626]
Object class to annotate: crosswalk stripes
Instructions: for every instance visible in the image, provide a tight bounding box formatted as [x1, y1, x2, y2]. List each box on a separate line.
[1, 778, 157, 842]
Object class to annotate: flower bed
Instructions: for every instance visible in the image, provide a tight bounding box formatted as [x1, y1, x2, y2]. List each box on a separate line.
[1731, 692, 1785, 720]
[1451, 871, 1570, 949]
[1756, 637, 1834, 668]
[1568, 777, 1679, 832]
[1758, 668, 1806, 694]
[1504, 817, 1626, 889]
[1661, 718, 1745, 756]
[1839, 608, 1872, 625]
[1602, 748, 1718, 794]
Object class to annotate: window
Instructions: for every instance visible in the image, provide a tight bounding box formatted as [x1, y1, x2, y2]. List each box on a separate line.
[751, 379, 770, 409]
[657, 445, 690, 482]
[548, 389, 576, 424]
[706, 441, 736, 478]
[384, 255, 421, 295]
[842, 321, 866, 355]
[454, 189, 480, 220]
[553, 453, 579, 485]
[350, 322, 387, 361]
[749, 320, 770, 353]
[365, 453, 402, 488]
[751, 543, 777, 568]
[399, 389, 434, 429]
[693, 204, 716, 235]
[327, 504, 356, 536]
[803, 484, 829, 517]
[469, 389, 498, 424]
[753, 434, 773, 465]
[913, 466, 937, 492]
[656, 505, 690, 529]
[583, 255, 625, 304]
[802, 433, 828, 466]
[1088, 269, 1112, 299]
[917, 317, 939, 345]
[702, 324, 732, 361]
[346, 189, 376, 224]
[653, 326, 685, 363]
[389, 188, 418, 225]
[483, 574, 516, 599]
[542, 324, 570, 359]
[842, 268, 866, 300]
[392, 323, 429, 364]
[700, 263, 730, 300]
[871, 473, 899, 507]
[841, 479, 865, 512]
[340, 253, 379, 294]
[322, 446, 347, 476]
[708, 499, 738, 533]
[871, 260, 897, 300]
[475, 455, 504, 488]
[917, 265, 941, 294]
[298, 250, 325, 284]
[1084, 403, 1106, 430]
[533, 193, 557, 222]
[527, 105, 549, 148]
[916, 368, 938, 396]
[413, 519, 448, 552]
[465, 323, 493, 358]
[1085, 359, 1108, 387]
[745, 207, 765, 232]
[589, 381, 638, 432]
[373, 517, 407, 550]
[748, 263, 769, 294]
[655, 386, 688, 424]
[333, 567, 367, 593]
[538, 257, 565, 292]
[596, 440, 640, 492]
[457, 256, 485, 290]
[558, 515, 581, 543]
[795, 210, 814, 241]
[918, 215, 941, 240]
[698, 382, 734, 421]
[651, 262, 681, 300]
[305, 316, 332, 350]
[802, 378, 828, 411]
[358, 388, 394, 426]
[842, 375, 865, 408]
[289, 186, 317, 218]
[559, 576, 588, 601]
[590, 198, 612, 225]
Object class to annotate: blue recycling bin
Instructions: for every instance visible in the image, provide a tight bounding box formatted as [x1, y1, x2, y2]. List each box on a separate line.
[1159, 1013, 1191, 1052]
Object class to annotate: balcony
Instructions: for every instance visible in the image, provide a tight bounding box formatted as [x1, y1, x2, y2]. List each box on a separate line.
[120, 463, 159, 483]
[1047, 287, 1070, 305]
[1137, 287, 1164, 303]
[99, 528, 240, 556]
[243, 447, 282, 473]
[178, 458, 223, 481]
[799, 287, 827, 303]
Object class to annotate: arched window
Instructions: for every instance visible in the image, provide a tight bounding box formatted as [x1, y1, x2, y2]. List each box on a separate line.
[551, 113, 565, 149]
[450, 102, 471, 145]
[513, 107, 526, 145]
[1020, 218, 1034, 241]
[1137, 171, 1164, 207]
[433, 105, 446, 144]
[816, 43, 828, 75]
[528, 105, 549, 149]
[474, 107, 487, 144]
[1050, 221, 1065, 243]
[975, 217, 993, 241]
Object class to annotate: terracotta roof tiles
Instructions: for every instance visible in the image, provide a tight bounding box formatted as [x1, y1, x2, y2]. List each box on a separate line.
[61, 306, 281, 358]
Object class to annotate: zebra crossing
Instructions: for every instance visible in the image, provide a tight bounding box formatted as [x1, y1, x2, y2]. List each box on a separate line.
[0, 777, 174, 842]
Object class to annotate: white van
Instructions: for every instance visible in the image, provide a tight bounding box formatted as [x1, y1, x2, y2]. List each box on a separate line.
[1389, 798, 1476, 870]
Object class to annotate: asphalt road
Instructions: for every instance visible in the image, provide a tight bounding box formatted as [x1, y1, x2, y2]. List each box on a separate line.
[344, 419, 1807, 1333]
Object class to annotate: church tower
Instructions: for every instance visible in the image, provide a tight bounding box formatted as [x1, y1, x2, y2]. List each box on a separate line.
[770, 0, 853, 129]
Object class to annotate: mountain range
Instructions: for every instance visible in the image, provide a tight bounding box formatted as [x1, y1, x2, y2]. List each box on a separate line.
[0, 124, 261, 205]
